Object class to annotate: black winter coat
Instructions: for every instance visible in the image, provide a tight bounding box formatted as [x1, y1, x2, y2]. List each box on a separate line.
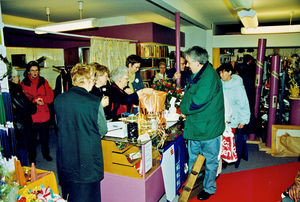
[9, 81, 36, 126]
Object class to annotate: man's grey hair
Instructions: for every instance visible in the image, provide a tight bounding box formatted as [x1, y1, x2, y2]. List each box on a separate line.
[185, 46, 209, 65]
[110, 66, 129, 82]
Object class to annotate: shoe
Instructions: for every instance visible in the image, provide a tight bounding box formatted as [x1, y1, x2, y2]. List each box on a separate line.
[197, 190, 213, 200]
[43, 155, 53, 161]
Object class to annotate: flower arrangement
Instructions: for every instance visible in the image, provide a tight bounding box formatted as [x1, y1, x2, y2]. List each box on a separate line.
[151, 79, 183, 108]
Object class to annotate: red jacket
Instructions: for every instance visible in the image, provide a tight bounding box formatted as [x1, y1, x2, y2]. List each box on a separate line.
[20, 75, 54, 123]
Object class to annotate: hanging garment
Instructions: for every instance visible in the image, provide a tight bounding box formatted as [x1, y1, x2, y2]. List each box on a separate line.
[2, 92, 14, 122]
[8, 127, 17, 157]
[0, 128, 10, 159]
[0, 93, 6, 125]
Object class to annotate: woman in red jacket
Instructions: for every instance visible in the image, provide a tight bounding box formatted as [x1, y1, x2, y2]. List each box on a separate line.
[20, 61, 54, 164]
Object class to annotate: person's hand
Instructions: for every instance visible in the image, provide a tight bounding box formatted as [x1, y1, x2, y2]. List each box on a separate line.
[237, 124, 244, 129]
[173, 72, 181, 80]
[35, 97, 44, 105]
[124, 88, 134, 95]
[101, 96, 109, 108]
[288, 184, 300, 201]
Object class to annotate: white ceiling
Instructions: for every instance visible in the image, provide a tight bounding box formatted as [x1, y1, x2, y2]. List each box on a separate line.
[1, 0, 300, 30]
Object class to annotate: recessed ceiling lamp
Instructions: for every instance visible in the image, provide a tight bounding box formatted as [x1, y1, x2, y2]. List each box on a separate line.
[241, 11, 300, 34]
[35, 1, 99, 34]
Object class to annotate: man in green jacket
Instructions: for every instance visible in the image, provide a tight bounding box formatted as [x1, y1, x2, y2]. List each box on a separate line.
[54, 63, 107, 202]
[180, 46, 225, 200]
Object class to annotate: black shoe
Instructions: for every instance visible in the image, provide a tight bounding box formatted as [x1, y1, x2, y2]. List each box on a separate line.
[197, 190, 213, 200]
[43, 155, 53, 161]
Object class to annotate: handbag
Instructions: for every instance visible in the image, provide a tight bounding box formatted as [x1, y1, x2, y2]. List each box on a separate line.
[221, 125, 238, 163]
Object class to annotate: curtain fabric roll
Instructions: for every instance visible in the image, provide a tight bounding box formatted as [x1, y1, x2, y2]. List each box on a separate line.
[266, 55, 280, 147]
[254, 39, 267, 118]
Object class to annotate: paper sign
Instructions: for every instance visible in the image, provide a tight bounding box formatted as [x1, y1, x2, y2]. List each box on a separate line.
[144, 140, 152, 173]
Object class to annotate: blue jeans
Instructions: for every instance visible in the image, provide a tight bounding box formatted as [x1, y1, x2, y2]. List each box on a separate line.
[188, 136, 221, 194]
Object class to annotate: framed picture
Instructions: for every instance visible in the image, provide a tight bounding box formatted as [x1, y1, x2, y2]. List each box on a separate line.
[271, 125, 300, 156]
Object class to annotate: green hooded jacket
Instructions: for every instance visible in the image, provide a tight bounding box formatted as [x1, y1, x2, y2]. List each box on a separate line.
[180, 62, 225, 141]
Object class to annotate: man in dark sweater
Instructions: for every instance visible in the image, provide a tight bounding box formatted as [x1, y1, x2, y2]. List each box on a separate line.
[54, 63, 107, 202]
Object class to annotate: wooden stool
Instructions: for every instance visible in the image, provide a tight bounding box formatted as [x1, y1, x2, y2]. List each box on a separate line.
[179, 154, 205, 202]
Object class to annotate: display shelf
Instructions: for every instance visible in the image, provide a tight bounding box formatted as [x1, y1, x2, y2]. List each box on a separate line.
[138, 43, 170, 83]
[138, 43, 169, 58]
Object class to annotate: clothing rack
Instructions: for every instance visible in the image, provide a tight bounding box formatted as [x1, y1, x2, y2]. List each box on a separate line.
[53, 66, 73, 96]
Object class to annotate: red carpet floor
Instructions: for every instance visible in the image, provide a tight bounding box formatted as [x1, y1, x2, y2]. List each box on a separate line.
[189, 162, 300, 202]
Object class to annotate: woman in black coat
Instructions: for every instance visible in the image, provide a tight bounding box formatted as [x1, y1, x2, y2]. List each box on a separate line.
[9, 68, 36, 165]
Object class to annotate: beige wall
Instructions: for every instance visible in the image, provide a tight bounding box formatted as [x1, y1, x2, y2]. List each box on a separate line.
[6, 47, 64, 89]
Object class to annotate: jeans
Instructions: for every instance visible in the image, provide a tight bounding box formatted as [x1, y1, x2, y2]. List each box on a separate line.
[188, 135, 221, 194]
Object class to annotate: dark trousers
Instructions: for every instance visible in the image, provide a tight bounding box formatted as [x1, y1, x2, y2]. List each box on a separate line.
[234, 128, 248, 168]
[61, 181, 101, 202]
[28, 121, 50, 163]
[14, 121, 31, 166]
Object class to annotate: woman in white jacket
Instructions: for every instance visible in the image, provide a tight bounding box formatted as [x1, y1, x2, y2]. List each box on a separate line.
[218, 63, 250, 168]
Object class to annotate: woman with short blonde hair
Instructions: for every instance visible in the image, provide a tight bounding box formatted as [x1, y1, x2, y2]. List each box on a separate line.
[90, 62, 111, 119]
[54, 62, 107, 202]
[90, 62, 110, 78]
[71, 63, 95, 88]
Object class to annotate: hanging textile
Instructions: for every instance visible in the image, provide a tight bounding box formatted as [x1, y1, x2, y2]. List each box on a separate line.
[1, 92, 13, 122]
[0, 127, 10, 159]
[0, 126, 16, 159]
[8, 127, 17, 157]
[0, 93, 6, 125]
[89, 37, 135, 72]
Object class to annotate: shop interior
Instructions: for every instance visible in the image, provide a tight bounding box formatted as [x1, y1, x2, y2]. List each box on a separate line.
[0, 0, 299, 201]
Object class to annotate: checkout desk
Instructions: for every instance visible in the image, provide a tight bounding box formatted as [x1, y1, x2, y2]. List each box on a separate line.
[101, 135, 165, 202]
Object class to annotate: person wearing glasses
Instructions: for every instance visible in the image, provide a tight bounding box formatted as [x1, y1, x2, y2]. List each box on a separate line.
[126, 54, 144, 92]
[180, 46, 225, 200]
[173, 56, 192, 89]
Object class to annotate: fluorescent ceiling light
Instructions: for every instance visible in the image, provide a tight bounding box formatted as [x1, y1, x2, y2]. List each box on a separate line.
[241, 25, 300, 34]
[35, 18, 100, 34]
[238, 9, 258, 28]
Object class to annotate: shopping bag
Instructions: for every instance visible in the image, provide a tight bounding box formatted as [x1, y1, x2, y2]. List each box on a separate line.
[221, 126, 238, 163]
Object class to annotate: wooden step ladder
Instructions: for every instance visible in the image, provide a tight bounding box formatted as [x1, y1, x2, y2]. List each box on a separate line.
[178, 154, 206, 202]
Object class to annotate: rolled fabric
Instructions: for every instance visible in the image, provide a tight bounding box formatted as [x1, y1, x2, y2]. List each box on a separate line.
[266, 55, 280, 147]
[254, 39, 267, 118]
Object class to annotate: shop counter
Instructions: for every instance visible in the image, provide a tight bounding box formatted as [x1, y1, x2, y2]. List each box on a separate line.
[101, 137, 165, 202]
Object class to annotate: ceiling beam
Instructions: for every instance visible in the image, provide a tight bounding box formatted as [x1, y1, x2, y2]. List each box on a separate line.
[147, 0, 212, 29]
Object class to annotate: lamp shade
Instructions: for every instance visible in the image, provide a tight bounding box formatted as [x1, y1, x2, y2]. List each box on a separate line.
[238, 9, 258, 28]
